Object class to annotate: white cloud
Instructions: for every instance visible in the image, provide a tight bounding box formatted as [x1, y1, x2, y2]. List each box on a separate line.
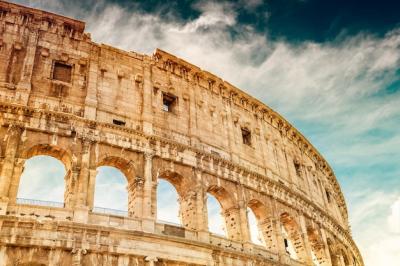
[388, 197, 400, 233]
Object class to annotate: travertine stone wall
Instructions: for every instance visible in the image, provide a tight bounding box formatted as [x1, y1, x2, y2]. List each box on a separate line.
[0, 1, 363, 266]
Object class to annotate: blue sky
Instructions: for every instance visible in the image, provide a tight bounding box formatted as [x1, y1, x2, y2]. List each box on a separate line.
[14, 0, 400, 265]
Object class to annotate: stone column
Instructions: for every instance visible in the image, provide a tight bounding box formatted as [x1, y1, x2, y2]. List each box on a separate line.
[0, 125, 22, 203]
[141, 59, 154, 135]
[225, 100, 239, 162]
[145, 256, 158, 266]
[298, 215, 314, 265]
[273, 218, 291, 264]
[320, 228, 333, 266]
[71, 248, 87, 266]
[142, 152, 155, 232]
[73, 140, 92, 223]
[188, 80, 200, 147]
[271, 201, 291, 263]
[238, 200, 251, 244]
[76, 140, 91, 208]
[223, 206, 243, 241]
[127, 176, 144, 218]
[258, 217, 279, 254]
[86, 168, 97, 210]
[179, 189, 198, 230]
[84, 47, 100, 120]
[7, 157, 25, 204]
[15, 30, 38, 104]
[194, 170, 210, 242]
[65, 168, 79, 209]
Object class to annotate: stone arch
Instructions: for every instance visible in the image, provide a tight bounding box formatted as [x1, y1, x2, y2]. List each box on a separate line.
[280, 212, 308, 262]
[156, 170, 184, 225]
[97, 156, 136, 183]
[307, 226, 330, 266]
[340, 248, 350, 266]
[327, 238, 351, 266]
[206, 185, 242, 240]
[152, 158, 199, 229]
[93, 155, 137, 216]
[157, 170, 185, 198]
[16, 144, 73, 207]
[247, 199, 276, 248]
[207, 185, 235, 210]
[22, 143, 73, 170]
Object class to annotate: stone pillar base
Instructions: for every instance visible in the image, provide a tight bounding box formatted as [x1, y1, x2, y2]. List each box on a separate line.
[142, 218, 155, 233]
[0, 200, 9, 215]
[197, 230, 210, 243]
[73, 206, 89, 223]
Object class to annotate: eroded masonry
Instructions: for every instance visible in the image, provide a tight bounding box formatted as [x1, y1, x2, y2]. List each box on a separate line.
[0, 1, 363, 265]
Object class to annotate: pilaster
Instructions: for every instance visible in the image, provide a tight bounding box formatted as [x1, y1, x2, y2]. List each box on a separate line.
[7, 157, 25, 204]
[142, 152, 155, 232]
[223, 206, 243, 241]
[84, 47, 100, 120]
[0, 125, 22, 202]
[298, 215, 314, 265]
[141, 59, 154, 134]
[15, 29, 38, 104]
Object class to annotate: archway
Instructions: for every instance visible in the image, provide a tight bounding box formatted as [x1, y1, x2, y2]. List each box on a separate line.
[16, 144, 73, 207]
[307, 227, 329, 266]
[247, 207, 264, 245]
[157, 179, 180, 225]
[280, 212, 308, 262]
[17, 155, 66, 207]
[206, 185, 240, 240]
[93, 166, 128, 216]
[207, 193, 226, 236]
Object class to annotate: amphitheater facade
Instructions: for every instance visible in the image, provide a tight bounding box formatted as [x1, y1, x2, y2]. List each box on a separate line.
[0, 1, 363, 265]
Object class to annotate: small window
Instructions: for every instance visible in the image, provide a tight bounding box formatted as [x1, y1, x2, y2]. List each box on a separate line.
[112, 119, 125, 126]
[53, 62, 72, 83]
[284, 238, 289, 253]
[326, 190, 331, 203]
[162, 93, 176, 113]
[241, 128, 252, 146]
[294, 161, 302, 177]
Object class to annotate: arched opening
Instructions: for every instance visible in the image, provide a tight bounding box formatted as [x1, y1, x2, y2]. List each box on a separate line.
[339, 248, 350, 266]
[307, 227, 329, 266]
[280, 212, 308, 262]
[156, 170, 185, 227]
[247, 199, 277, 250]
[282, 225, 299, 260]
[207, 193, 226, 236]
[157, 179, 180, 225]
[327, 239, 338, 266]
[17, 155, 66, 207]
[92, 156, 136, 216]
[247, 207, 264, 245]
[93, 166, 128, 216]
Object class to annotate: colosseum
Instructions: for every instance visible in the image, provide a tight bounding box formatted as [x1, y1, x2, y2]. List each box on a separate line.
[0, 1, 363, 265]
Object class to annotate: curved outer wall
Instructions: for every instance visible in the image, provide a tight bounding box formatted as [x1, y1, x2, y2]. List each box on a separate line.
[0, 1, 363, 266]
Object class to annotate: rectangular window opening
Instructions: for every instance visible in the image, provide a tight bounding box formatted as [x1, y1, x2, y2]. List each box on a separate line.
[294, 161, 302, 178]
[113, 119, 126, 126]
[53, 61, 72, 83]
[162, 93, 176, 113]
[326, 190, 331, 203]
[241, 128, 252, 146]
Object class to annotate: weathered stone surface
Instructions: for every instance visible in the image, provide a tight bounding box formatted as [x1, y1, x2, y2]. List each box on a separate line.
[0, 1, 363, 265]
